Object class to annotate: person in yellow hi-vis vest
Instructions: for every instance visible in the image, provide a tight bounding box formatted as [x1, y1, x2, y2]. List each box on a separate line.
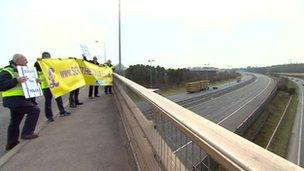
[104, 60, 114, 94]
[34, 52, 71, 122]
[0, 54, 40, 151]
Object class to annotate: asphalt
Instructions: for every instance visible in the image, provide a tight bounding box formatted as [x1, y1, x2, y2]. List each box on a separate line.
[189, 74, 276, 131]
[0, 91, 136, 171]
[287, 77, 304, 167]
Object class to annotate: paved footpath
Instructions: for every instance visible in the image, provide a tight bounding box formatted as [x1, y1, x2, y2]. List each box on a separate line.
[0, 93, 136, 171]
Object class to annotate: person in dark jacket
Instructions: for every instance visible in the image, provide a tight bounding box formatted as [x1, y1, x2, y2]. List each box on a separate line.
[88, 56, 100, 98]
[34, 52, 70, 122]
[0, 54, 40, 151]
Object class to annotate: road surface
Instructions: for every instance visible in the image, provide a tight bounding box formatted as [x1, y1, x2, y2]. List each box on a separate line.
[287, 77, 304, 167]
[189, 74, 276, 132]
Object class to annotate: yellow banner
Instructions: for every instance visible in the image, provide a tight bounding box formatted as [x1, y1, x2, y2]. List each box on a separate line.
[38, 58, 113, 98]
[77, 59, 113, 86]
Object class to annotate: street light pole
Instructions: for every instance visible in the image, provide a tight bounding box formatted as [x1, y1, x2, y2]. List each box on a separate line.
[204, 64, 209, 80]
[148, 59, 155, 88]
[227, 65, 232, 86]
[118, 0, 122, 72]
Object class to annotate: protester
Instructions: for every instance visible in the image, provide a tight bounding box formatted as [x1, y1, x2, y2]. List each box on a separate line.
[88, 56, 100, 98]
[34, 51, 71, 122]
[0, 54, 40, 151]
[66, 56, 84, 108]
[104, 59, 114, 94]
[69, 88, 83, 108]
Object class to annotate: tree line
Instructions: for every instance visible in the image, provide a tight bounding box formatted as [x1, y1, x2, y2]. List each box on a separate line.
[247, 63, 304, 74]
[124, 64, 240, 89]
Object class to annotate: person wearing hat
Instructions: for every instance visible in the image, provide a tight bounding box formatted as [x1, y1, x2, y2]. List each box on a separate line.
[34, 52, 71, 122]
[88, 56, 100, 98]
[104, 59, 114, 94]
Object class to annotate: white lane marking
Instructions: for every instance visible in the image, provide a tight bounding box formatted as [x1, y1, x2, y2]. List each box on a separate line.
[188, 76, 260, 110]
[297, 85, 304, 165]
[218, 78, 271, 125]
[266, 96, 293, 149]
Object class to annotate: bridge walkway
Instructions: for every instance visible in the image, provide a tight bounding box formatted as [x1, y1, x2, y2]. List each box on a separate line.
[0, 94, 136, 171]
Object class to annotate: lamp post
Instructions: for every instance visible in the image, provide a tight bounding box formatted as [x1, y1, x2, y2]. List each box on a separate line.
[204, 64, 210, 80]
[148, 59, 155, 88]
[95, 41, 106, 63]
[118, 0, 122, 72]
[227, 65, 232, 86]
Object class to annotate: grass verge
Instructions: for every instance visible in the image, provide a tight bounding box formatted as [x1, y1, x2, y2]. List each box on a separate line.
[160, 85, 186, 97]
[268, 80, 298, 157]
[243, 79, 298, 158]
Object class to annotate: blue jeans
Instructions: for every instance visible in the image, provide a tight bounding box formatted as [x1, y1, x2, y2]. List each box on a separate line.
[7, 106, 40, 145]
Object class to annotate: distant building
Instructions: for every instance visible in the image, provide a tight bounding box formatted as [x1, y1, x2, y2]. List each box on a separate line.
[189, 68, 218, 80]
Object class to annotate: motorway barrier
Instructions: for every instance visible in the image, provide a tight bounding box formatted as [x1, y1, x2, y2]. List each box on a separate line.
[113, 73, 301, 170]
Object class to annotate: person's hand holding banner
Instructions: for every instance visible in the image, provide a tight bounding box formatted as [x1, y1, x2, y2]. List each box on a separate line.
[38, 58, 113, 98]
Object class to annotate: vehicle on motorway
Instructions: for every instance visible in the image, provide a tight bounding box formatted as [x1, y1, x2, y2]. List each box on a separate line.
[186, 80, 209, 93]
[236, 76, 241, 83]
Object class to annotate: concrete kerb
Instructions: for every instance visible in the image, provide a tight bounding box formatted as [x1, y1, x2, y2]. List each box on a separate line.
[0, 87, 87, 168]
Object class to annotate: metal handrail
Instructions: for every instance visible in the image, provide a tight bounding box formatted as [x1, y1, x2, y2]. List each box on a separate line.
[114, 73, 302, 170]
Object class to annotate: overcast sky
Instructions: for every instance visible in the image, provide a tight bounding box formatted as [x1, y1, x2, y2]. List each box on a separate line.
[0, 0, 303, 69]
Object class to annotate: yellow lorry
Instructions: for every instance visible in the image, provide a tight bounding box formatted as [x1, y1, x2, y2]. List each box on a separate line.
[186, 80, 210, 93]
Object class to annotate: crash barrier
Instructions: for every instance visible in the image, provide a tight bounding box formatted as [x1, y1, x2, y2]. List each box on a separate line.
[235, 83, 278, 138]
[113, 73, 301, 170]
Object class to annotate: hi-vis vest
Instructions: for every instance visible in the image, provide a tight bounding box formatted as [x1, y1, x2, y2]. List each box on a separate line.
[104, 65, 114, 86]
[1, 67, 24, 97]
[38, 71, 48, 89]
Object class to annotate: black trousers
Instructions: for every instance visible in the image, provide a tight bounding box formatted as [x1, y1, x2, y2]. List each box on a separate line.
[104, 86, 112, 94]
[43, 88, 65, 119]
[88, 86, 99, 97]
[69, 88, 80, 105]
[7, 106, 40, 145]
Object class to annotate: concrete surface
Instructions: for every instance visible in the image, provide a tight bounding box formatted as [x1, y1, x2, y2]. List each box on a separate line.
[0, 93, 136, 171]
[0, 93, 70, 158]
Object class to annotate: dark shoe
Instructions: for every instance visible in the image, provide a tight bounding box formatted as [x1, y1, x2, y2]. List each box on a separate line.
[70, 104, 76, 108]
[21, 133, 39, 140]
[64, 111, 71, 115]
[48, 118, 54, 122]
[76, 102, 83, 105]
[60, 111, 71, 116]
[95, 95, 100, 97]
[5, 141, 20, 151]
[60, 112, 71, 117]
